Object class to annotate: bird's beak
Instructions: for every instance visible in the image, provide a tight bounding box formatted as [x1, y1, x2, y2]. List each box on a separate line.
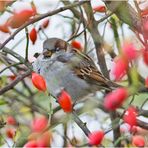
[43, 49, 53, 58]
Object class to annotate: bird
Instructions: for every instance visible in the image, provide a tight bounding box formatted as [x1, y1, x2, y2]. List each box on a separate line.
[32, 38, 112, 101]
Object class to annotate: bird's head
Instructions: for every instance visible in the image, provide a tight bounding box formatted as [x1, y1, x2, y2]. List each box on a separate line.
[32, 38, 70, 73]
[43, 38, 69, 59]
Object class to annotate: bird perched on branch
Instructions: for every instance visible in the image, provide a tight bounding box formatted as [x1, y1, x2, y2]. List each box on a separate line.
[33, 38, 113, 101]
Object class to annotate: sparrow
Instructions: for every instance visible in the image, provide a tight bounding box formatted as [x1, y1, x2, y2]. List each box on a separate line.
[33, 38, 112, 101]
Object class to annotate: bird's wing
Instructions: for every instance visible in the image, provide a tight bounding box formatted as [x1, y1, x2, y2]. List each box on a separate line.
[56, 48, 110, 89]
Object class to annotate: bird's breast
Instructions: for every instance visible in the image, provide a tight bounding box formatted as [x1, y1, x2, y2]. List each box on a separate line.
[40, 60, 91, 100]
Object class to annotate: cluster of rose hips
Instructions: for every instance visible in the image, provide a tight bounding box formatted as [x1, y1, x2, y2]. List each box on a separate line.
[24, 116, 51, 148]
[6, 116, 17, 139]
[0, 2, 49, 45]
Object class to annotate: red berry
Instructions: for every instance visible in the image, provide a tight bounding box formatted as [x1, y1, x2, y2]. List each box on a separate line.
[123, 106, 137, 127]
[71, 40, 82, 50]
[29, 28, 37, 44]
[111, 56, 128, 80]
[104, 88, 128, 110]
[58, 90, 73, 113]
[143, 49, 148, 66]
[37, 131, 52, 147]
[31, 116, 48, 132]
[132, 135, 145, 147]
[0, 23, 10, 33]
[93, 5, 106, 13]
[122, 43, 137, 60]
[7, 116, 16, 125]
[6, 128, 15, 139]
[32, 72, 47, 92]
[7, 9, 35, 28]
[88, 130, 104, 146]
[24, 140, 38, 148]
[42, 19, 50, 29]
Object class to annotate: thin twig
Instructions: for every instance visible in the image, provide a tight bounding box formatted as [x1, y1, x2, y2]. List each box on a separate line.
[0, 69, 31, 95]
[0, 62, 22, 75]
[83, 1, 109, 78]
[141, 98, 148, 109]
[72, 110, 90, 137]
[78, 5, 87, 51]
[67, 16, 82, 42]
[1, 46, 32, 69]
[96, 12, 114, 24]
[25, 27, 29, 62]
[67, 23, 89, 42]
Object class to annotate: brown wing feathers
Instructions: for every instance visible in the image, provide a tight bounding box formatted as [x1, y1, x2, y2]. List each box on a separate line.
[72, 48, 109, 88]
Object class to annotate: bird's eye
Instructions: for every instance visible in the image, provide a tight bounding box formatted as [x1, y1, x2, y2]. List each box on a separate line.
[56, 47, 60, 51]
[43, 50, 53, 58]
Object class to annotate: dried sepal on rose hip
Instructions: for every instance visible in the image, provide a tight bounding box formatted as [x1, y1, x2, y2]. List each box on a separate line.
[58, 90, 73, 113]
[8, 75, 16, 81]
[104, 88, 128, 111]
[31, 72, 47, 92]
[88, 130, 104, 146]
[6, 128, 16, 139]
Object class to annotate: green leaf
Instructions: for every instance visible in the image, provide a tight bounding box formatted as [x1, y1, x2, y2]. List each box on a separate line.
[0, 99, 7, 105]
[129, 67, 139, 88]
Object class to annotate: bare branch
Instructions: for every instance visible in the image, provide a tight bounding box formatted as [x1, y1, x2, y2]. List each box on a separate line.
[104, 1, 142, 33]
[0, 1, 88, 50]
[0, 69, 31, 95]
[72, 110, 90, 137]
